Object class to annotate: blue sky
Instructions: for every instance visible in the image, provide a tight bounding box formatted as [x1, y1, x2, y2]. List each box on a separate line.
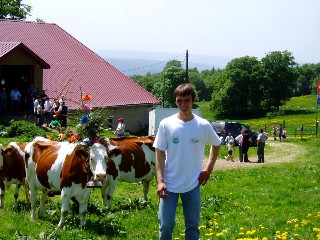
[25, 0, 320, 64]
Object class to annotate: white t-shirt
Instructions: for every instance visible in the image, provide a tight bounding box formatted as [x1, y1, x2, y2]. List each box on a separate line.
[154, 114, 221, 193]
[116, 123, 125, 134]
[44, 100, 53, 111]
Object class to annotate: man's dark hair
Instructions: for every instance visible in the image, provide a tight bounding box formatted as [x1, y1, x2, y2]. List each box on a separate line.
[173, 84, 196, 101]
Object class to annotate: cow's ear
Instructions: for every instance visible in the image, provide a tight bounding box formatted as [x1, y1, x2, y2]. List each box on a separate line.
[108, 148, 121, 157]
[4, 148, 13, 156]
[75, 148, 89, 160]
[99, 138, 108, 148]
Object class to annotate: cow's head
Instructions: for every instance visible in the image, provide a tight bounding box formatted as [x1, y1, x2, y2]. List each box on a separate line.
[89, 143, 109, 182]
[1, 143, 24, 168]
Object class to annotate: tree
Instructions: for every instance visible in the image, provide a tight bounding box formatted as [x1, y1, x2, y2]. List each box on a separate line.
[0, 0, 32, 19]
[294, 64, 315, 96]
[162, 67, 186, 107]
[210, 56, 264, 118]
[163, 60, 182, 70]
[261, 51, 297, 111]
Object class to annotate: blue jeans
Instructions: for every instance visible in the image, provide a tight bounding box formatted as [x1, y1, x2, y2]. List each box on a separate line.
[158, 185, 200, 240]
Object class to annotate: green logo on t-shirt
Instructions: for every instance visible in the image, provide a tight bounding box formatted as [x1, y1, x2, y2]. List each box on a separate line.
[191, 138, 199, 143]
[172, 137, 179, 144]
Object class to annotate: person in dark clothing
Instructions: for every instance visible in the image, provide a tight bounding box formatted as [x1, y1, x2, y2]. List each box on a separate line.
[58, 101, 68, 128]
[241, 129, 251, 162]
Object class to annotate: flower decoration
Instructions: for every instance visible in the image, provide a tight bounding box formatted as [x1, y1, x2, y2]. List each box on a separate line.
[80, 115, 89, 124]
[82, 94, 92, 101]
[47, 136, 53, 141]
[58, 133, 65, 141]
[68, 134, 78, 143]
[83, 104, 90, 110]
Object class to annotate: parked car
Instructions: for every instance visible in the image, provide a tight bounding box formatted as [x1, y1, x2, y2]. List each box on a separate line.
[211, 121, 258, 146]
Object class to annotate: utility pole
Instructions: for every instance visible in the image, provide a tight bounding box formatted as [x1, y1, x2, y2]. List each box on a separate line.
[185, 50, 189, 83]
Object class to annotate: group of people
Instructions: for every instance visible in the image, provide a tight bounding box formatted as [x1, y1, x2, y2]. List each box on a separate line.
[220, 123, 288, 165]
[0, 84, 68, 128]
[34, 95, 68, 128]
[271, 124, 287, 142]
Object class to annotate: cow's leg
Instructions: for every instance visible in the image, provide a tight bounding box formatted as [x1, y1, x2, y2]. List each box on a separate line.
[13, 183, 22, 210]
[38, 191, 47, 219]
[58, 189, 71, 228]
[142, 180, 150, 201]
[23, 178, 30, 205]
[0, 187, 4, 208]
[101, 180, 109, 206]
[76, 189, 91, 227]
[29, 184, 38, 221]
[106, 182, 117, 210]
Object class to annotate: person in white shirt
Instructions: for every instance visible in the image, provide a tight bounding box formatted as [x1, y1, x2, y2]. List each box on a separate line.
[33, 96, 41, 125]
[43, 96, 53, 127]
[115, 118, 125, 137]
[235, 131, 244, 162]
[257, 128, 268, 163]
[154, 83, 221, 240]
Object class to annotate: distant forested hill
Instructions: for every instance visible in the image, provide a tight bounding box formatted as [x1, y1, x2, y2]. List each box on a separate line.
[105, 58, 214, 75]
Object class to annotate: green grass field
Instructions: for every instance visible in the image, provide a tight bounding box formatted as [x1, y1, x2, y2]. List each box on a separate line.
[0, 95, 319, 239]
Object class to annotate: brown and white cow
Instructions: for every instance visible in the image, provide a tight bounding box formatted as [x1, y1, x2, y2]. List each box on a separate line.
[25, 139, 108, 227]
[0, 142, 30, 209]
[100, 136, 156, 209]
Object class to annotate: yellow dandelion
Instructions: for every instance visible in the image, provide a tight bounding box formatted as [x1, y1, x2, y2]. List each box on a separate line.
[240, 227, 245, 230]
[307, 213, 312, 217]
[294, 233, 299, 237]
[216, 232, 223, 237]
[262, 237, 268, 240]
[214, 212, 218, 216]
[239, 232, 244, 235]
[199, 225, 206, 229]
[205, 232, 214, 236]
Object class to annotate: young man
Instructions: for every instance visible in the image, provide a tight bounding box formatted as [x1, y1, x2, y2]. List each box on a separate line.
[154, 83, 221, 240]
[257, 128, 268, 163]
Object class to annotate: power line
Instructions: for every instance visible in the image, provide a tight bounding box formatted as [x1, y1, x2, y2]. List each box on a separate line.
[121, 53, 185, 73]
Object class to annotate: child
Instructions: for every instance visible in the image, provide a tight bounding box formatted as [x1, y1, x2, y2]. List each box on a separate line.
[225, 140, 234, 161]
[281, 128, 287, 141]
[58, 127, 66, 141]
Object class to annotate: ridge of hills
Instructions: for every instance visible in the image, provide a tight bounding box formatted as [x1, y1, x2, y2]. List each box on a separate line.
[96, 49, 231, 76]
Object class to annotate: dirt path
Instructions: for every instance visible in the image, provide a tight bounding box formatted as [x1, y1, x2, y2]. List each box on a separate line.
[207, 141, 307, 171]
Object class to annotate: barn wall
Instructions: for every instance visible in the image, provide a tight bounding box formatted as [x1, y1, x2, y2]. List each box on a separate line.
[108, 105, 154, 135]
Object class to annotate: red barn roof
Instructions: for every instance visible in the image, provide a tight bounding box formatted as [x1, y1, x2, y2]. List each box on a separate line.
[0, 20, 161, 109]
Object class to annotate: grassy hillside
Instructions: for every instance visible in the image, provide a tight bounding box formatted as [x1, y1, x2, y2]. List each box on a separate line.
[198, 94, 319, 137]
[0, 95, 319, 239]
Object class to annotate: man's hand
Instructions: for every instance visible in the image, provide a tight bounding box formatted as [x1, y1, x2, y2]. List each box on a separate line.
[157, 182, 168, 199]
[198, 170, 210, 186]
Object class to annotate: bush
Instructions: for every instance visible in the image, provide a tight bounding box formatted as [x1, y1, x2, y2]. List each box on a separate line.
[6, 120, 48, 140]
